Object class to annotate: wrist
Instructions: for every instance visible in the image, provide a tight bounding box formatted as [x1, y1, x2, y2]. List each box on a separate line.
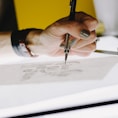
[11, 28, 42, 57]
[26, 29, 43, 56]
[26, 29, 43, 45]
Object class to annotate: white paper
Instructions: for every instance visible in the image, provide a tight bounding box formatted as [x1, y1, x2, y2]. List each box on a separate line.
[96, 36, 118, 51]
[0, 56, 118, 84]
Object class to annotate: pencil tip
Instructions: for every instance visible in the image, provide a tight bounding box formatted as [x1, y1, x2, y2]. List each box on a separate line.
[65, 54, 68, 64]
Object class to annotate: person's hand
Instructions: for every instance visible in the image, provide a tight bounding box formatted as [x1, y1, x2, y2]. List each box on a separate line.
[27, 12, 98, 57]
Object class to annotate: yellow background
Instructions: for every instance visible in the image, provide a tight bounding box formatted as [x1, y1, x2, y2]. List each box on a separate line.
[14, 0, 96, 30]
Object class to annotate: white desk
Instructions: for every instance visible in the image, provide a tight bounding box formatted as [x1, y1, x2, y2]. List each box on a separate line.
[0, 36, 118, 117]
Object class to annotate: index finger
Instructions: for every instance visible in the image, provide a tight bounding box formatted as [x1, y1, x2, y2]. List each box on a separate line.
[75, 12, 98, 31]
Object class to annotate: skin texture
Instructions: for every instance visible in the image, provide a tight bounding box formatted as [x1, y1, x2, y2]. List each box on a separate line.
[0, 12, 98, 58]
[27, 12, 98, 57]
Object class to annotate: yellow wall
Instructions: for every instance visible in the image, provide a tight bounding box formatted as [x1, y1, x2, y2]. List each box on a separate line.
[14, 0, 96, 30]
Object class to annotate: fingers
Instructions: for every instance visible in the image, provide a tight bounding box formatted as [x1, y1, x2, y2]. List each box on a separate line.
[75, 12, 98, 31]
[66, 12, 98, 39]
[72, 42, 96, 52]
[72, 30, 97, 49]
[49, 12, 98, 41]
[43, 12, 98, 57]
[49, 42, 96, 57]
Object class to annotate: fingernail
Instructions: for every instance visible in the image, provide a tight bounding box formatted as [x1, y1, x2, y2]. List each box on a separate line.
[80, 29, 90, 39]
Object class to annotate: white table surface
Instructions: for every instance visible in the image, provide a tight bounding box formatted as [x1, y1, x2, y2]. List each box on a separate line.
[0, 36, 118, 117]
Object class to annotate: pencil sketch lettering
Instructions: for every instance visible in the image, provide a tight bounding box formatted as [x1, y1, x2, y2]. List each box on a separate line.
[0, 56, 118, 84]
[21, 61, 82, 80]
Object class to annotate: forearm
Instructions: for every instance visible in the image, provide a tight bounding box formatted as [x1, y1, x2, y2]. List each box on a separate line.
[0, 32, 18, 58]
[0, 29, 43, 58]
